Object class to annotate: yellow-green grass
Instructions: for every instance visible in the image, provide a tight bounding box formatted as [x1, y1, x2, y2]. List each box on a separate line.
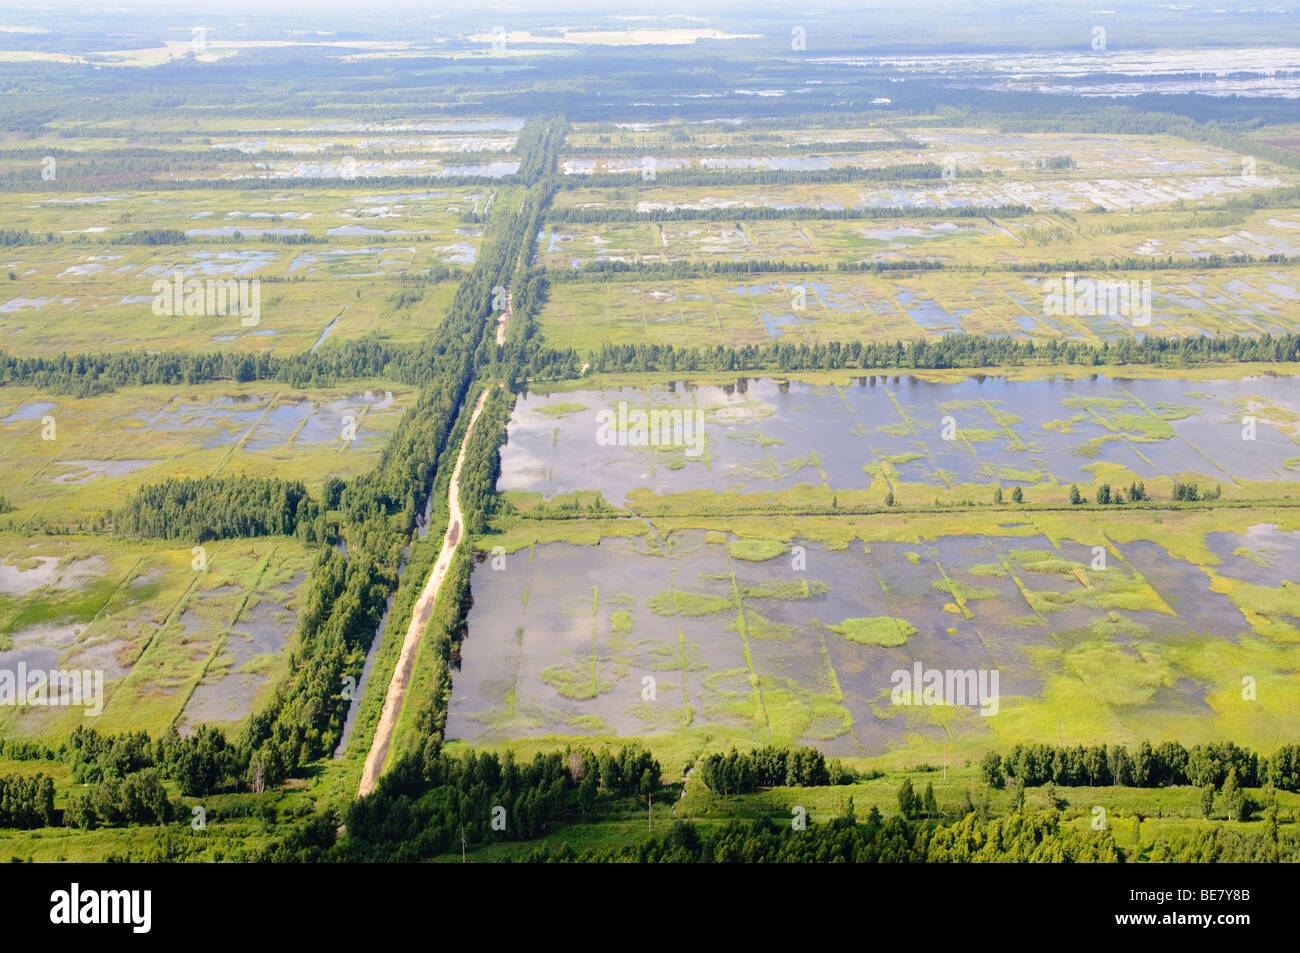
[426, 761, 1300, 861]
[552, 129, 1293, 214]
[827, 616, 916, 646]
[478, 514, 647, 553]
[468, 506, 1300, 764]
[502, 368, 1300, 518]
[725, 538, 787, 561]
[37, 115, 517, 135]
[536, 266, 1300, 353]
[0, 379, 415, 527]
[0, 185, 493, 235]
[0, 122, 517, 178]
[537, 362, 1300, 395]
[485, 506, 1300, 562]
[539, 205, 1300, 271]
[0, 254, 458, 356]
[0, 181, 537, 357]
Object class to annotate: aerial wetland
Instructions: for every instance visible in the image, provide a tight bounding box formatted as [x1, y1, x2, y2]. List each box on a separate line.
[449, 523, 1300, 761]
[497, 374, 1300, 502]
[539, 269, 1300, 349]
[0, 534, 309, 739]
[446, 371, 1300, 764]
[0, 380, 413, 739]
[4, 0, 1300, 870]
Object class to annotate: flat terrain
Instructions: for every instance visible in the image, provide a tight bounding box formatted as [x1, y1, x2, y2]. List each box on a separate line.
[0, 377, 415, 739]
[431, 113, 1300, 778]
[0, 185, 499, 355]
[537, 209, 1300, 270]
[499, 373, 1300, 501]
[537, 123, 1299, 354]
[538, 267, 1300, 350]
[0, 380, 414, 525]
[453, 366, 1300, 766]
[1, 8, 1299, 865]
[0, 532, 310, 738]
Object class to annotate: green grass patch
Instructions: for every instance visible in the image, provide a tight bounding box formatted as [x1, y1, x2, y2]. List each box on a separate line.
[727, 539, 788, 562]
[646, 590, 734, 616]
[535, 402, 588, 418]
[827, 616, 916, 646]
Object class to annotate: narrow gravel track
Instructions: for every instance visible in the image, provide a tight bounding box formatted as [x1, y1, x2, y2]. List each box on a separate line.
[357, 388, 488, 798]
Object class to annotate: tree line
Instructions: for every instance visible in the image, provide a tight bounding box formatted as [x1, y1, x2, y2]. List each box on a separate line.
[553, 162, 974, 192]
[541, 252, 1297, 284]
[293, 798, 1300, 862]
[62, 771, 175, 829]
[547, 202, 1031, 225]
[9, 318, 1296, 404]
[119, 228, 188, 245]
[0, 229, 60, 246]
[11, 171, 523, 192]
[697, 745, 853, 794]
[0, 726, 243, 830]
[543, 258, 947, 284]
[68, 724, 243, 795]
[981, 741, 1300, 790]
[1011, 252, 1300, 273]
[115, 475, 322, 542]
[579, 332, 1300, 375]
[0, 341, 402, 397]
[0, 773, 56, 829]
[341, 744, 661, 861]
[18, 120, 569, 812]
[519, 809, 1123, 863]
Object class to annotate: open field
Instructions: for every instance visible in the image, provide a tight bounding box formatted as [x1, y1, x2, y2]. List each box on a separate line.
[0, 185, 509, 354]
[537, 207, 1300, 270]
[0, 375, 415, 740]
[565, 120, 906, 151]
[560, 128, 1271, 176]
[32, 116, 525, 137]
[553, 172, 1289, 215]
[0, 269, 457, 356]
[0, 187, 494, 240]
[500, 373, 1300, 504]
[0, 120, 525, 184]
[0, 380, 413, 526]
[540, 122, 1300, 363]
[537, 267, 1300, 349]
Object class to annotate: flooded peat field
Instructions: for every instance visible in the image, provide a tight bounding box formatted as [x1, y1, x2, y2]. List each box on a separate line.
[498, 375, 1300, 502]
[446, 373, 1300, 755]
[709, 271, 1300, 340]
[445, 525, 1295, 756]
[0, 544, 308, 737]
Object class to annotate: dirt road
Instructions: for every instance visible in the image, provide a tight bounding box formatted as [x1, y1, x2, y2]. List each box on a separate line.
[495, 290, 511, 346]
[356, 388, 488, 798]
